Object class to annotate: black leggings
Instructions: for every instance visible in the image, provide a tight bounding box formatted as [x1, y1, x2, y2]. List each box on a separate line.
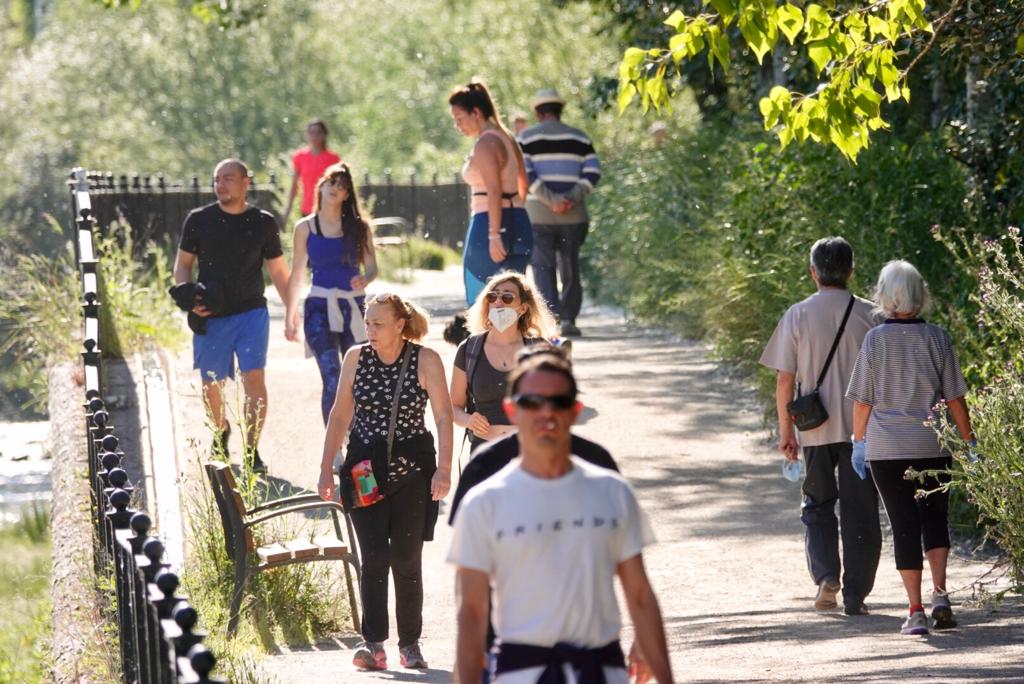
[349, 473, 429, 646]
[870, 457, 952, 570]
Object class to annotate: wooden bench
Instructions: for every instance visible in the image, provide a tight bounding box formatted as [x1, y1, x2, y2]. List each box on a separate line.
[203, 462, 361, 635]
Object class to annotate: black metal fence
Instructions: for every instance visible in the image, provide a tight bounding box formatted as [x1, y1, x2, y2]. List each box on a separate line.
[70, 167, 225, 684]
[75, 170, 469, 251]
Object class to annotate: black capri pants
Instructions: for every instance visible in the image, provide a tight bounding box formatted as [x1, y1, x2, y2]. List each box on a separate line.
[870, 456, 952, 570]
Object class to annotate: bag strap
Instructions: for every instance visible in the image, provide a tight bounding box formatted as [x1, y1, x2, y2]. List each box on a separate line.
[385, 342, 414, 465]
[814, 294, 856, 390]
[464, 332, 487, 413]
[311, 214, 322, 236]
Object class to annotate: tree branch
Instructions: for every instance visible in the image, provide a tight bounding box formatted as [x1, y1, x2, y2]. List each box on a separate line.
[903, 0, 965, 76]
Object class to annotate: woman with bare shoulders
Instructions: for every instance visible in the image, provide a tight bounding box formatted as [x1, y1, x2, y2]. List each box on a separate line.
[449, 80, 532, 306]
[317, 293, 453, 672]
[285, 162, 378, 425]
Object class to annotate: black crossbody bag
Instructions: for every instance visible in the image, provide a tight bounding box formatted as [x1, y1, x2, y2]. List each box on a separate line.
[787, 295, 855, 431]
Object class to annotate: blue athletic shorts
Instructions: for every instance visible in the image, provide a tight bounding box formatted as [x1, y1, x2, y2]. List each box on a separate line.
[192, 307, 269, 382]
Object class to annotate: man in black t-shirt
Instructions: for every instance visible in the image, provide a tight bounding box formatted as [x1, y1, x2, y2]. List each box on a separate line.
[173, 158, 291, 472]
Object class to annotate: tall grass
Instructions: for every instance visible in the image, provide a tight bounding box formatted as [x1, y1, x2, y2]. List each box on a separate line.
[0, 219, 184, 415]
[181, 393, 350, 679]
[0, 504, 52, 683]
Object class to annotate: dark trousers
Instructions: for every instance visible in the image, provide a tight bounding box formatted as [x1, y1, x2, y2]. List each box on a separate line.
[801, 442, 882, 606]
[870, 457, 952, 570]
[531, 222, 588, 323]
[349, 474, 428, 646]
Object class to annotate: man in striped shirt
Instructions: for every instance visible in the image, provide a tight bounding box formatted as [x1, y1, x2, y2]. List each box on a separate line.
[517, 89, 601, 337]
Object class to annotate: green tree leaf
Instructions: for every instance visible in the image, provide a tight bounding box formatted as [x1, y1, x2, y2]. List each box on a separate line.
[708, 0, 738, 26]
[808, 40, 831, 74]
[708, 24, 731, 70]
[776, 3, 804, 45]
[803, 4, 832, 42]
[664, 9, 687, 31]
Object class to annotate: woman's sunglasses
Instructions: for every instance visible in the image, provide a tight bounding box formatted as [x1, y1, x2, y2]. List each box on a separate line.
[511, 393, 577, 411]
[327, 176, 350, 188]
[486, 291, 517, 305]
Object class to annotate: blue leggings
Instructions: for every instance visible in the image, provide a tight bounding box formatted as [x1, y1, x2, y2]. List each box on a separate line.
[463, 208, 532, 305]
[304, 296, 362, 424]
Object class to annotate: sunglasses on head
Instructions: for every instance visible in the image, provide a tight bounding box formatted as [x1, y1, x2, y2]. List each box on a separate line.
[511, 393, 576, 411]
[486, 291, 517, 304]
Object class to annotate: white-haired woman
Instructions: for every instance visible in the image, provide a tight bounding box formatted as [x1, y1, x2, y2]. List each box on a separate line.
[450, 271, 556, 453]
[846, 260, 974, 636]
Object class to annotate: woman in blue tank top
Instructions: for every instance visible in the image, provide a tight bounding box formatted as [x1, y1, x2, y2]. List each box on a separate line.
[286, 163, 378, 423]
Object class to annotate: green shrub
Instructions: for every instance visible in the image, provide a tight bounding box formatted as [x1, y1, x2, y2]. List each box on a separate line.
[376, 236, 461, 283]
[934, 227, 1024, 586]
[587, 120, 975, 411]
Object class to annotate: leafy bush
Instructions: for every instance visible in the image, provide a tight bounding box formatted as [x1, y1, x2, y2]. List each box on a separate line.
[587, 119, 975, 411]
[376, 236, 461, 283]
[934, 228, 1024, 585]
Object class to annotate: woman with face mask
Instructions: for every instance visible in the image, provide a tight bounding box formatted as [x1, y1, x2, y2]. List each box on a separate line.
[450, 272, 557, 453]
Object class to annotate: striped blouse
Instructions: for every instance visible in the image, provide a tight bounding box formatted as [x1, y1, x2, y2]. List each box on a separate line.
[846, 319, 968, 460]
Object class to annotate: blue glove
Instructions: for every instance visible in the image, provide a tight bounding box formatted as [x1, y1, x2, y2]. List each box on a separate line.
[851, 439, 868, 480]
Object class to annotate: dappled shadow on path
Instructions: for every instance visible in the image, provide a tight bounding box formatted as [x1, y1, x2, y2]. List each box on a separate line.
[627, 461, 800, 540]
[671, 597, 1024, 683]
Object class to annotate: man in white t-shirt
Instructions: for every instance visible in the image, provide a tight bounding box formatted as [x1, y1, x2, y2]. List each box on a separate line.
[448, 352, 674, 684]
[759, 236, 882, 616]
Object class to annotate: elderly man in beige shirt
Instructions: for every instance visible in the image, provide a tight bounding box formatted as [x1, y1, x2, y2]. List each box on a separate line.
[760, 236, 882, 616]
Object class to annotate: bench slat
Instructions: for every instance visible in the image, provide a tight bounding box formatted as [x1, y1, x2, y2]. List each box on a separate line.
[284, 539, 319, 560]
[314, 535, 349, 558]
[256, 542, 291, 564]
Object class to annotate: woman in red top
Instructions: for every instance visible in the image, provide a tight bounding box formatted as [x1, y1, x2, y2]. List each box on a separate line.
[285, 118, 341, 218]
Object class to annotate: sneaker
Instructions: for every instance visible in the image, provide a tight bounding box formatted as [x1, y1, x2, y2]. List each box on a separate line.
[843, 601, 870, 616]
[399, 642, 428, 669]
[353, 641, 387, 670]
[901, 609, 929, 635]
[814, 579, 841, 611]
[931, 591, 957, 630]
[559, 320, 582, 337]
[212, 423, 231, 459]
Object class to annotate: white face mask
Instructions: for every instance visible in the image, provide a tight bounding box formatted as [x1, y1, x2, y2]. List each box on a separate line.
[488, 307, 519, 333]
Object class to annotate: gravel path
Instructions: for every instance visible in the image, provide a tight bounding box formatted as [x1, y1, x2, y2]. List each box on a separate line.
[169, 266, 1024, 682]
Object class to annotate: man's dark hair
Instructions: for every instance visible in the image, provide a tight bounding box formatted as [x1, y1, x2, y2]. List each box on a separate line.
[809, 236, 854, 287]
[307, 118, 328, 135]
[534, 102, 563, 119]
[507, 352, 577, 399]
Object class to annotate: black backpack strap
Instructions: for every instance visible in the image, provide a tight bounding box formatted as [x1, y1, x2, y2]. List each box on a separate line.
[311, 214, 322, 236]
[815, 294, 856, 390]
[464, 333, 487, 413]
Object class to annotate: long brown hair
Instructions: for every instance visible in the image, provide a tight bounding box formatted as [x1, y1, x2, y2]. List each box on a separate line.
[312, 162, 372, 265]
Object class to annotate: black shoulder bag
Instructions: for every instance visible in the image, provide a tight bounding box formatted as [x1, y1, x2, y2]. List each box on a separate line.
[786, 294, 855, 431]
[338, 342, 413, 510]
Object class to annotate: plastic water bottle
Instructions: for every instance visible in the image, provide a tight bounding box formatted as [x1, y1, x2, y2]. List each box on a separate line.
[782, 459, 805, 482]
